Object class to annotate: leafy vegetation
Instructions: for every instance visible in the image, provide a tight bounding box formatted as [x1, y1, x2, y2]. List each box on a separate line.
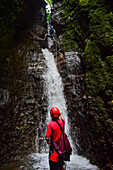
[45, 0, 53, 21]
[46, 9, 50, 21]
[45, 0, 53, 8]
[0, 0, 23, 48]
[0, 0, 24, 71]
[63, 0, 113, 168]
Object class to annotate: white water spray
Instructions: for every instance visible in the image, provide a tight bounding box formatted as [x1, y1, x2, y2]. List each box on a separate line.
[42, 49, 68, 130]
[41, 48, 98, 170]
[0, 48, 99, 170]
[3, 48, 99, 169]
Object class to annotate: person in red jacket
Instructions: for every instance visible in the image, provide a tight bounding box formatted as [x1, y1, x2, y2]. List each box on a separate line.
[46, 107, 65, 170]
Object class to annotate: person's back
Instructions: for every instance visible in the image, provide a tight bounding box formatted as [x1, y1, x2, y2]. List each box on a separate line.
[46, 107, 65, 170]
[49, 26, 54, 35]
[45, 25, 56, 41]
[46, 118, 64, 142]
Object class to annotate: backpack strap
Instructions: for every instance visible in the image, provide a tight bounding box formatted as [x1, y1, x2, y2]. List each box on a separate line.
[54, 120, 64, 133]
[54, 120, 67, 151]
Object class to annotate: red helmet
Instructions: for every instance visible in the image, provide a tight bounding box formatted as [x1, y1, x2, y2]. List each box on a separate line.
[50, 107, 60, 118]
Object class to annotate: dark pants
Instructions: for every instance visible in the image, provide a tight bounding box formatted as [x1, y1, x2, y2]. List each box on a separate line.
[49, 146, 64, 170]
[49, 159, 64, 170]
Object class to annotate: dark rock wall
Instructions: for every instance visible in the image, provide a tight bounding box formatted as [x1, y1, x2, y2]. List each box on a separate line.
[57, 52, 86, 152]
[0, 0, 47, 165]
[53, 0, 63, 4]
[52, 2, 112, 169]
[51, 3, 65, 36]
[0, 1, 111, 169]
[51, 2, 101, 168]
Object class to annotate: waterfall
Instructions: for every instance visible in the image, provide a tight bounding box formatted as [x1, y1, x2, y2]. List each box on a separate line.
[41, 48, 98, 170]
[42, 49, 68, 132]
[2, 48, 99, 169]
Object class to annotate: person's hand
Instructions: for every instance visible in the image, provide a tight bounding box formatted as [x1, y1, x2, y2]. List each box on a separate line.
[46, 137, 51, 145]
[60, 111, 64, 120]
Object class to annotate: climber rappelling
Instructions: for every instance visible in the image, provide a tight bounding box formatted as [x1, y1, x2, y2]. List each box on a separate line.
[45, 25, 57, 41]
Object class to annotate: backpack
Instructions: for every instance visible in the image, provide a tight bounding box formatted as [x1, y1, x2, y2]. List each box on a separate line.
[52, 120, 72, 161]
[49, 27, 54, 35]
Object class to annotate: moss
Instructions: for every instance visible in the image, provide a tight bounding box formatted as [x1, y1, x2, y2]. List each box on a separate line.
[63, 0, 113, 167]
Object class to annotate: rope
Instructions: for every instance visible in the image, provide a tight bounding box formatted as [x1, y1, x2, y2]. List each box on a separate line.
[55, 35, 57, 59]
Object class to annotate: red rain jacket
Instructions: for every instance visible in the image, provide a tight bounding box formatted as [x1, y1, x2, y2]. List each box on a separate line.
[46, 119, 65, 162]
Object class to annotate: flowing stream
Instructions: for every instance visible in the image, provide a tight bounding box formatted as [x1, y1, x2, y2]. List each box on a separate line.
[19, 48, 98, 170]
[38, 48, 98, 170]
[0, 49, 99, 170]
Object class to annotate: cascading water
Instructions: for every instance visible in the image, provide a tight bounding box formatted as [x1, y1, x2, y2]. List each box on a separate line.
[18, 48, 99, 169]
[42, 49, 68, 132]
[40, 48, 98, 170]
[0, 48, 99, 170]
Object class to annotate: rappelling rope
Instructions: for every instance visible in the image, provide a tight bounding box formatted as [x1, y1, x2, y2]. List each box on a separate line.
[55, 34, 57, 61]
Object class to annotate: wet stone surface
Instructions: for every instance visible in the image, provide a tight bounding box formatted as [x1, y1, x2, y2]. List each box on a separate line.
[0, 0, 47, 165]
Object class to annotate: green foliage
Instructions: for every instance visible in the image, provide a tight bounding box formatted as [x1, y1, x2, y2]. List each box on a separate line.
[0, 0, 24, 71]
[0, 0, 23, 48]
[46, 9, 50, 21]
[79, 0, 89, 6]
[63, 0, 113, 166]
[46, 0, 53, 8]
[63, 0, 89, 49]
[45, 0, 53, 21]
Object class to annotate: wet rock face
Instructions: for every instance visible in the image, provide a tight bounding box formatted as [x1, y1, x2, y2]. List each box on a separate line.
[57, 52, 85, 147]
[0, 0, 47, 165]
[57, 50, 102, 165]
[50, 2, 101, 167]
[0, 45, 46, 164]
[54, 3, 112, 169]
[51, 2, 66, 36]
[15, 0, 46, 36]
[53, 0, 63, 3]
